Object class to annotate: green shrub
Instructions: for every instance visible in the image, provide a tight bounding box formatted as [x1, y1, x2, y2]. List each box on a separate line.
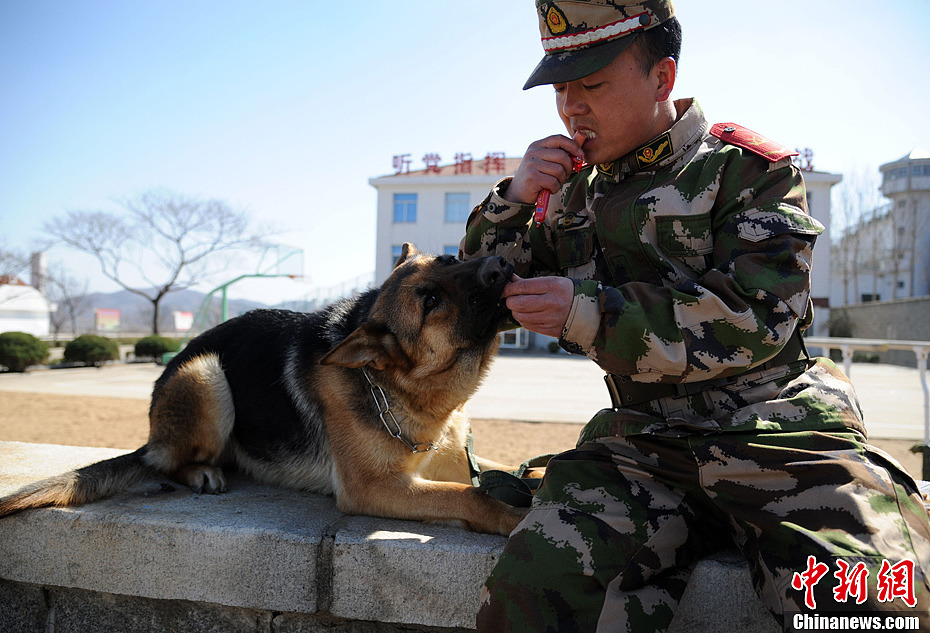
[64, 334, 120, 366]
[853, 351, 881, 364]
[134, 335, 179, 359]
[0, 332, 49, 372]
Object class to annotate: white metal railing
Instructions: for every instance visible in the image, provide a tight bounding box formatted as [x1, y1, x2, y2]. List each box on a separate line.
[805, 337, 930, 447]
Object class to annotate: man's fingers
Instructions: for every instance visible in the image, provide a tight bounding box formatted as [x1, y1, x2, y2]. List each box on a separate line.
[506, 134, 585, 204]
[500, 276, 574, 339]
[502, 275, 557, 297]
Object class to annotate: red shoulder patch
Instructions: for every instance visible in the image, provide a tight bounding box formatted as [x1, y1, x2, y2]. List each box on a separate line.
[710, 122, 798, 163]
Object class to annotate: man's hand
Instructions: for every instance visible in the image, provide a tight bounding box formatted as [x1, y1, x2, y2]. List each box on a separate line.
[502, 275, 574, 338]
[504, 133, 586, 205]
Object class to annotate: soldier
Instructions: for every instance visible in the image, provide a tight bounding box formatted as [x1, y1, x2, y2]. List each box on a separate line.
[460, 1, 930, 631]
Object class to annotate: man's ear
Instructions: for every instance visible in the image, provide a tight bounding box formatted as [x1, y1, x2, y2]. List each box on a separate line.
[654, 56, 676, 102]
[319, 322, 412, 371]
[394, 243, 419, 268]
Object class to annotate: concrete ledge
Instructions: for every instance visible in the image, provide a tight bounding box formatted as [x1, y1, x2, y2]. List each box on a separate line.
[0, 441, 779, 632]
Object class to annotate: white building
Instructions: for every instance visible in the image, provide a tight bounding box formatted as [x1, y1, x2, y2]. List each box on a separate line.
[0, 253, 56, 337]
[831, 150, 930, 306]
[803, 169, 843, 337]
[369, 156, 521, 283]
[0, 282, 54, 337]
[370, 156, 840, 346]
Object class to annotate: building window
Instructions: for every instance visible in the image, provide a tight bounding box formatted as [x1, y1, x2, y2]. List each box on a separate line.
[393, 193, 417, 223]
[444, 245, 459, 257]
[444, 192, 471, 223]
[391, 244, 404, 266]
[499, 328, 528, 349]
[887, 167, 908, 181]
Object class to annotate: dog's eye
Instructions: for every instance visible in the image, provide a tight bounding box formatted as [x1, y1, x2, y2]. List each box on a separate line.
[424, 294, 440, 312]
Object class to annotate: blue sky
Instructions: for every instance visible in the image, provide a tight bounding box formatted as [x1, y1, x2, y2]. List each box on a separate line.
[2, 0, 929, 304]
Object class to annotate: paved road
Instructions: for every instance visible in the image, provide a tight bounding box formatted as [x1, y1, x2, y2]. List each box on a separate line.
[470, 355, 929, 441]
[0, 355, 926, 440]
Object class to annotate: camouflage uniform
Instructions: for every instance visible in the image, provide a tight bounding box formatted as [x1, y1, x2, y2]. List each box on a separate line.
[461, 100, 930, 631]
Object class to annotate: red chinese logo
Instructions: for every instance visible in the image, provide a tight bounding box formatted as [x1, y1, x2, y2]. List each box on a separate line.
[833, 559, 869, 605]
[791, 556, 916, 610]
[791, 555, 830, 609]
[877, 559, 917, 608]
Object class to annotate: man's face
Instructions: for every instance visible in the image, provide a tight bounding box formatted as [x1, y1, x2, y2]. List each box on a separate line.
[553, 44, 667, 165]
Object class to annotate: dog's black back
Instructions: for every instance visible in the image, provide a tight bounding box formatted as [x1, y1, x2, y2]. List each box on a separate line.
[153, 289, 379, 461]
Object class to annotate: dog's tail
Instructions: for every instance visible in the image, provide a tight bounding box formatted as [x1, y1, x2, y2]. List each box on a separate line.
[0, 446, 154, 518]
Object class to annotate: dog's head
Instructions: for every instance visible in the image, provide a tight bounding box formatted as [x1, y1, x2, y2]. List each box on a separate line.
[320, 244, 513, 394]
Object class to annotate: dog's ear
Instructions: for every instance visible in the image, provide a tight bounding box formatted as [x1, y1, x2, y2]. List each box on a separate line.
[394, 243, 418, 268]
[320, 322, 412, 371]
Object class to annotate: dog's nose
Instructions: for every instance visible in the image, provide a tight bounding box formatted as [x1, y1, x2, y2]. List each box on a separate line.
[477, 256, 511, 288]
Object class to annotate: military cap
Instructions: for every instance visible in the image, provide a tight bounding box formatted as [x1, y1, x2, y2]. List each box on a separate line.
[524, 0, 676, 89]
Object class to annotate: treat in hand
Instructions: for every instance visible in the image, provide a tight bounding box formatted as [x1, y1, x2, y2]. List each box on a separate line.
[533, 142, 586, 227]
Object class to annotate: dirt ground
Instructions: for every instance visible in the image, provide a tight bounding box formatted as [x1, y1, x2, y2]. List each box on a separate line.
[0, 390, 925, 481]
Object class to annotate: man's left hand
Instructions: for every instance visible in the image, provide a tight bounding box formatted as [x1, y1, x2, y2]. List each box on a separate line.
[502, 275, 574, 338]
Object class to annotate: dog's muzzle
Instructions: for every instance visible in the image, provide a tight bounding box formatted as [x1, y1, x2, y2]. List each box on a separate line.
[476, 256, 513, 290]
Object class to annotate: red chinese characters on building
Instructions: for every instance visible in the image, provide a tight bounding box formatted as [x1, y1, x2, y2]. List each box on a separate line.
[392, 154, 412, 175]
[483, 152, 506, 175]
[454, 152, 473, 174]
[390, 152, 507, 175]
[422, 153, 442, 174]
[792, 147, 815, 171]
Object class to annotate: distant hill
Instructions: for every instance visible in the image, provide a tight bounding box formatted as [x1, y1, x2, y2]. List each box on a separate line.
[70, 288, 268, 335]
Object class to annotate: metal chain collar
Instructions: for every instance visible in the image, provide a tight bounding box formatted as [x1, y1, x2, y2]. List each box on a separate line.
[361, 369, 448, 453]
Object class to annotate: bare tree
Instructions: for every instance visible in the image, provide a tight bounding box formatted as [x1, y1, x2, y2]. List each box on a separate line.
[902, 194, 929, 298]
[831, 168, 887, 305]
[0, 246, 31, 307]
[0, 249, 27, 276]
[45, 263, 90, 340]
[890, 200, 906, 300]
[43, 189, 265, 334]
[866, 205, 890, 302]
[832, 184, 857, 307]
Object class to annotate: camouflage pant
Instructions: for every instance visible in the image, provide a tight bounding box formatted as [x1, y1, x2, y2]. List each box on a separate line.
[477, 364, 930, 632]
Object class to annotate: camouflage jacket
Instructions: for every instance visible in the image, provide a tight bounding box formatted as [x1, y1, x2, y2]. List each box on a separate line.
[461, 99, 824, 384]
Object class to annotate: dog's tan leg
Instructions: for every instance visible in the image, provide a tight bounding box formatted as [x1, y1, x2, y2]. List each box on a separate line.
[472, 455, 546, 479]
[338, 472, 528, 536]
[145, 353, 235, 493]
[416, 414, 476, 485]
[474, 456, 522, 473]
[419, 447, 473, 485]
[419, 415, 547, 483]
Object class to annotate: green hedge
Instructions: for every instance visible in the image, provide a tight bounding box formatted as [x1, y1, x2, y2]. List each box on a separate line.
[64, 334, 120, 366]
[0, 332, 49, 372]
[134, 335, 180, 359]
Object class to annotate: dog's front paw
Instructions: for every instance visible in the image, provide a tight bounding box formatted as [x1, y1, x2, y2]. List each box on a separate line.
[176, 465, 228, 494]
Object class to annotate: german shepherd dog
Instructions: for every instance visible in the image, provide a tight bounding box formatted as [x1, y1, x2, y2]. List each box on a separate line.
[0, 245, 531, 535]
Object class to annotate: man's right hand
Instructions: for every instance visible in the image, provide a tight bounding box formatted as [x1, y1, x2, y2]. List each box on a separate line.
[504, 133, 587, 205]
